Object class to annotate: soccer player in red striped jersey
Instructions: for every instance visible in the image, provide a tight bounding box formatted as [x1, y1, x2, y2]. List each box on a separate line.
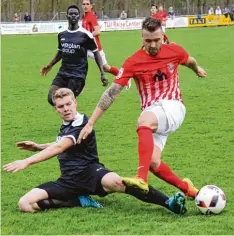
[78, 17, 207, 198]
[82, 0, 119, 76]
[151, 5, 169, 44]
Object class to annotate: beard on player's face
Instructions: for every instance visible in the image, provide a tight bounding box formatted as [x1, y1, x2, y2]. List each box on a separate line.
[142, 29, 163, 56]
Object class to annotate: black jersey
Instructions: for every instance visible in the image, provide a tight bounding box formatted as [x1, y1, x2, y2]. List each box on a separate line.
[57, 27, 98, 79]
[56, 113, 99, 177]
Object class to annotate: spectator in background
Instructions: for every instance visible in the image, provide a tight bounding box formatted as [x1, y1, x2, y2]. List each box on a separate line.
[207, 7, 215, 22]
[24, 12, 31, 22]
[231, 5, 234, 21]
[120, 10, 127, 20]
[222, 6, 229, 17]
[222, 7, 228, 13]
[215, 6, 222, 18]
[13, 13, 20, 23]
[208, 7, 214, 15]
[168, 6, 175, 19]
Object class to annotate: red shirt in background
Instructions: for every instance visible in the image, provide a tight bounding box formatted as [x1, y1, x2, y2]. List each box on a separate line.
[82, 11, 102, 51]
[152, 11, 168, 24]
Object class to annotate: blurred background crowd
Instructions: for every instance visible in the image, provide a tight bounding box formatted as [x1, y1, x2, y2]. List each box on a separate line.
[2, 0, 234, 22]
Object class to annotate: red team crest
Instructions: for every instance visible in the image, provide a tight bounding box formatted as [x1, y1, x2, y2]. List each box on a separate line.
[167, 63, 174, 73]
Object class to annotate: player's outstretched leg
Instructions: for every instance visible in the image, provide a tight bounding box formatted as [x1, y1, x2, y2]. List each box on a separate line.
[36, 196, 103, 211]
[151, 161, 198, 199]
[125, 185, 187, 215]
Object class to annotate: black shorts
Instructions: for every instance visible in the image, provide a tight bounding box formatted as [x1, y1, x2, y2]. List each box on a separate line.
[52, 77, 85, 97]
[36, 163, 111, 201]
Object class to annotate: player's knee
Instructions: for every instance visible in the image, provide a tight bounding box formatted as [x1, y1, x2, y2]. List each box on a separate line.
[137, 117, 152, 129]
[137, 112, 158, 130]
[150, 159, 161, 172]
[102, 173, 125, 193]
[47, 93, 54, 106]
[18, 197, 34, 213]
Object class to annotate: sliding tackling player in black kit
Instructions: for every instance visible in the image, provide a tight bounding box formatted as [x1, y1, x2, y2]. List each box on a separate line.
[4, 88, 187, 215]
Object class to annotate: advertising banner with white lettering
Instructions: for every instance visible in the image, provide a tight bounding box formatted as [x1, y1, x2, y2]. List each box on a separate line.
[99, 19, 143, 31]
[1, 23, 32, 34]
[166, 17, 188, 28]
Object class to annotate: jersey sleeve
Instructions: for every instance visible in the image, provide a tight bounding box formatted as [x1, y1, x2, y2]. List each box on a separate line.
[89, 14, 99, 27]
[113, 59, 134, 86]
[175, 45, 189, 65]
[85, 35, 98, 52]
[57, 33, 62, 51]
[62, 116, 85, 145]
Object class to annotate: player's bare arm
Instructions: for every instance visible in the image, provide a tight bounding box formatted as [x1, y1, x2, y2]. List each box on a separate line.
[98, 82, 124, 111]
[40, 51, 62, 76]
[77, 83, 124, 143]
[93, 51, 108, 86]
[16, 141, 55, 152]
[92, 25, 101, 36]
[184, 57, 207, 78]
[3, 137, 73, 173]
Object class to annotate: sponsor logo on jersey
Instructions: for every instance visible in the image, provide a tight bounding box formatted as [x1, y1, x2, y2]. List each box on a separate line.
[61, 43, 81, 54]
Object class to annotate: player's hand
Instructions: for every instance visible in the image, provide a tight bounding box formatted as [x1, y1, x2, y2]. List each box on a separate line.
[196, 66, 206, 78]
[101, 74, 108, 87]
[16, 141, 40, 152]
[40, 64, 52, 76]
[77, 123, 93, 144]
[3, 160, 29, 173]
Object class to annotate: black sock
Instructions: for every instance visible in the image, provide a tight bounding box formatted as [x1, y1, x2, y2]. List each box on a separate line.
[125, 185, 170, 209]
[37, 198, 81, 210]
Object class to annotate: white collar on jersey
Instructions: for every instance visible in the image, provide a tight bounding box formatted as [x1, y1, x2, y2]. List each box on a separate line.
[67, 28, 80, 33]
[62, 112, 82, 125]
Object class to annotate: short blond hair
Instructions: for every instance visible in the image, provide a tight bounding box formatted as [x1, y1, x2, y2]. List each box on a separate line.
[52, 88, 75, 105]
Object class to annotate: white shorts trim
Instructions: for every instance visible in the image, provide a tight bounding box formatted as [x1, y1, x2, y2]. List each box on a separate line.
[162, 26, 166, 33]
[142, 100, 186, 151]
[87, 49, 108, 66]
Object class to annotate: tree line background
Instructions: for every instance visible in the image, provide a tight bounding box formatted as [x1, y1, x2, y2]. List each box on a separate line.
[1, 0, 233, 22]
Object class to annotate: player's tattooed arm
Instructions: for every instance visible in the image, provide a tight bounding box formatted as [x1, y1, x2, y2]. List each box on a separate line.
[98, 83, 124, 111]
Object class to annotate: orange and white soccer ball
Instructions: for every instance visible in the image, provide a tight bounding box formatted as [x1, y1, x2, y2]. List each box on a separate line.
[195, 185, 226, 214]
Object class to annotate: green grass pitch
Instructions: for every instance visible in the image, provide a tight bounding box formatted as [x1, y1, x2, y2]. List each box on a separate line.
[2, 26, 234, 235]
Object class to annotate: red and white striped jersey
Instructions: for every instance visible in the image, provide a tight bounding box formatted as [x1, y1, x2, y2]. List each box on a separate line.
[82, 11, 102, 51]
[114, 44, 189, 110]
[152, 11, 168, 24]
